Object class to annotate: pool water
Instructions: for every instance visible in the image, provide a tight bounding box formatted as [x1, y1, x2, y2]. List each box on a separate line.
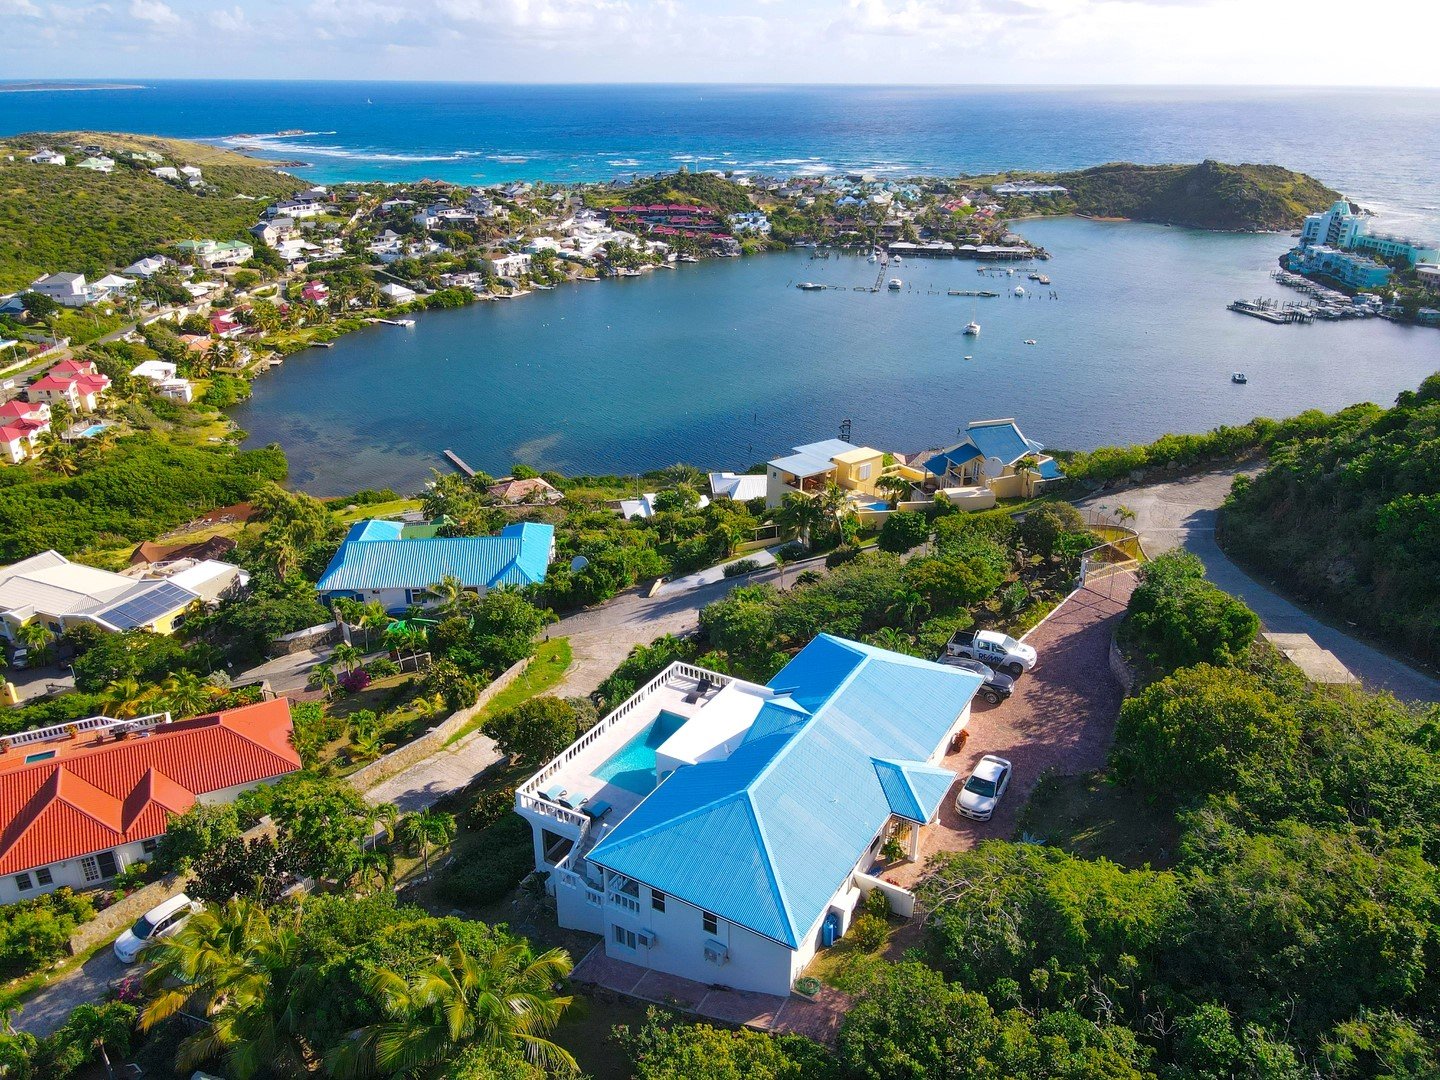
[594, 710, 689, 795]
[77, 423, 109, 438]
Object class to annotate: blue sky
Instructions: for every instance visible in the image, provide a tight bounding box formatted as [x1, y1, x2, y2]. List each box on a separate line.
[0, 0, 1433, 86]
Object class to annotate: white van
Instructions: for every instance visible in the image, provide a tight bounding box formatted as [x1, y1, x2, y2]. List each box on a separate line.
[113, 893, 200, 964]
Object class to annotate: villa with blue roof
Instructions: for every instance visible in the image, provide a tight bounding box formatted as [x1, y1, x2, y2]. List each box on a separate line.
[921, 418, 1063, 501]
[315, 519, 554, 613]
[514, 634, 983, 996]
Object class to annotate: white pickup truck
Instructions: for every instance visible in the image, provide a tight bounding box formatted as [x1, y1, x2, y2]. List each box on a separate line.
[944, 629, 1037, 677]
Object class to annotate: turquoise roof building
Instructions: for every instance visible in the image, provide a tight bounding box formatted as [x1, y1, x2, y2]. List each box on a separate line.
[316, 520, 554, 610]
[588, 635, 981, 953]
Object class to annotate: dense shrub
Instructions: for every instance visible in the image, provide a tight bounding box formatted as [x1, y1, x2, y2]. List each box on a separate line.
[1121, 550, 1259, 672]
[435, 814, 534, 907]
[153, 802, 242, 872]
[722, 558, 761, 577]
[595, 634, 699, 712]
[0, 889, 96, 980]
[618, 1008, 835, 1080]
[876, 510, 930, 553]
[485, 696, 593, 765]
[848, 913, 889, 951]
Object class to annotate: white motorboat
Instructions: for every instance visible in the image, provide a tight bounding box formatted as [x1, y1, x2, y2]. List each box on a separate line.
[892, 255, 903, 264]
[796, 282, 825, 291]
[1232, 372, 1248, 384]
[963, 320, 980, 335]
[1024, 339, 1037, 345]
[1013, 285, 1026, 296]
[888, 278, 903, 290]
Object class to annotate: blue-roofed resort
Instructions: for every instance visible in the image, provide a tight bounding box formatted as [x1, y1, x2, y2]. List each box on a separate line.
[514, 634, 985, 997]
[315, 519, 555, 613]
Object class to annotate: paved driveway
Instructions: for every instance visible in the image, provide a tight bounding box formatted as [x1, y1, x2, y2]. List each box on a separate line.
[894, 574, 1136, 883]
[14, 948, 129, 1038]
[1078, 469, 1440, 703]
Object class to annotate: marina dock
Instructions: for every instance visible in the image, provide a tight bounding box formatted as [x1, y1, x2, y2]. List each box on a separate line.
[442, 449, 476, 477]
[1227, 298, 1316, 324]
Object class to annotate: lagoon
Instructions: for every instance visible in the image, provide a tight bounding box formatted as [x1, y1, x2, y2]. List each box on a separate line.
[230, 218, 1440, 495]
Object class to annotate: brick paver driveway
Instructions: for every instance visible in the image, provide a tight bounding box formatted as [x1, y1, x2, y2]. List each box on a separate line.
[893, 571, 1136, 885]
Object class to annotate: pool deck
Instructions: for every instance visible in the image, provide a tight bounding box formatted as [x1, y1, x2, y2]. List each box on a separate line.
[536, 679, 716, 824]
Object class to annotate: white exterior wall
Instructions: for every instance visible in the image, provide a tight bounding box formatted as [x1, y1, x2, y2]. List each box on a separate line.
[602, 879, 796, 996]
[0, 837, 152, 905]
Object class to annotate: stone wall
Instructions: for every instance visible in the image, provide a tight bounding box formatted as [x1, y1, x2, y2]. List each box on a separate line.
[268, 622, 340, 657]
[1109, 637, 1137, 695]
[348, 655, 531, 795]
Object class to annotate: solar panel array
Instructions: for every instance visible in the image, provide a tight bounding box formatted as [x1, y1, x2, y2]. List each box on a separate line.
[93, 581, 196, 630]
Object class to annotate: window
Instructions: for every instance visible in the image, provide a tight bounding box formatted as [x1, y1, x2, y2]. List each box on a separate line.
[857, 463, 872, 481]
[96, 851, 119, 880]
[703, 911, 719, 935]
[14, 873, 32, 892]
[35, 868, 52, 886]
[651, 889, 666, 913]
[141, 839, 158, 854]
[612, 925, 637, 951]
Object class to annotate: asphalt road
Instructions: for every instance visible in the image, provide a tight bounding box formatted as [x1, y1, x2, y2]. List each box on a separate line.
[1079, 468, 1440, 703]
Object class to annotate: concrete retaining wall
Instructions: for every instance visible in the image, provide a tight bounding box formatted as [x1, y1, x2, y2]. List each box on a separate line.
[348, 655, 531, 794]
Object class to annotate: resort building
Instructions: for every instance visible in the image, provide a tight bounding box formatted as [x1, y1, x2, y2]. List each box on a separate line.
[991, 181, 1068, 197]
[0, 551, 208, 641]
[484, 252, 533, 279]
[708, 472, 768, 503]
[920, 418, 1064, 502]
[1284, 246, 1392, 290]
[0, 403, 49, 465]
[1297, 200, 1440, 271]
[268, 198, 326, 219]
[764, 439, 888, 509]
[0, 699, 301, 905]
[514, 635, 983, 996]
[315, 520, 555, 612]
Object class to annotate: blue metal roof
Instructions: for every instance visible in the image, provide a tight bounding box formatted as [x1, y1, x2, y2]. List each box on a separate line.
[966, 420, 1040, 465]
[589, 635, 982, 947]
[1036, 458, 1064, 480]
[921, 446, 983, 477]
[316, 520, 553, 594]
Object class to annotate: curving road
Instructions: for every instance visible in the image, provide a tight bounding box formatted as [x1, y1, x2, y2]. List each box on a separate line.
[1079, 468, 1440, 703]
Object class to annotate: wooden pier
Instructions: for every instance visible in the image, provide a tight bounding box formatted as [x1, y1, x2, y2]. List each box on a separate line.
[442, 449, 476, 477]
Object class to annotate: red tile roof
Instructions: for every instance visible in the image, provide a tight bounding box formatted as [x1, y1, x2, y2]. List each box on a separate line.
[0, 699, 301, 874]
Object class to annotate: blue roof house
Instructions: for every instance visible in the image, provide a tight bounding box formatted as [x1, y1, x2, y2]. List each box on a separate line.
[921, 418, 1063, 501]
[315, 520, 554, 612]
[513, 634, 983, 997]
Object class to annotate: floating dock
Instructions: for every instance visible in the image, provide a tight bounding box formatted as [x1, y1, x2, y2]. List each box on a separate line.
[1227, 299, 1315, 324]
[442, 449, 476, 477]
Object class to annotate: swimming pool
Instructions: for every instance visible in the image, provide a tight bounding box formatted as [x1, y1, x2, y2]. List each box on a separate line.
[76, 423, 110, 438]
[593, 710, 689, 795]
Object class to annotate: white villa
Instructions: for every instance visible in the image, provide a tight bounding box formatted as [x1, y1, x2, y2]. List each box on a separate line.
[514, 635, 983, 996]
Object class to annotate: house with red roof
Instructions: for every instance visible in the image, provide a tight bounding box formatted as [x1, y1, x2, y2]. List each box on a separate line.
[0, 401, 50, 464]
[301, 281, 330, 304]
[0, 699, 301, 903]
[24, 360, 110, 413]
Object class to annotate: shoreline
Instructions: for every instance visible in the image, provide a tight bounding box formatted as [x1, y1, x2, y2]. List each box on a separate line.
[0, 83, 145, 93]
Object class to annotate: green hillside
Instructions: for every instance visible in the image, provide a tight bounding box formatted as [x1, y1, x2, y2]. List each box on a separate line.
[597, 170, 755, 214]
[1053, 160, 1340, 230]
[0, 132, 303, 290]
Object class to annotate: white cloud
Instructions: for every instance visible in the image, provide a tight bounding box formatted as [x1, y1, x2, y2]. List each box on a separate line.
[128, 0, 179, 24]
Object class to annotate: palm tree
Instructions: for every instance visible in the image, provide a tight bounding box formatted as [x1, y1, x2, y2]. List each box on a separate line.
[36, 430, 78, 476]
[396, 809, 457, 877]
[887, 588, 931, 630]
[100, 676, 149, 719]
[356, 602, 389, 650]
[875, 473, 913, 508]
[157, 670, 219, 719]
[327, 942, 576, 1078]
[866, 626, 916, 655]
[776, 492, 824, 550]
[141, 900, 317, 1079]
[817, 482, 852, 546]
[424, 574, 468, 616]
[350, 847, 395, 895]
[14, 622, 54, 665]
[61, 1001, 135, 1080]
[308, 661, 339, 700]
[331, 642, 363, 675]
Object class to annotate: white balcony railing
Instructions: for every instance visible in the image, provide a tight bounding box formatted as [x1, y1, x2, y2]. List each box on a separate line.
[0, 711, 172, 750]
[514, 662, 733, 827]
[609, 890, 641, 914]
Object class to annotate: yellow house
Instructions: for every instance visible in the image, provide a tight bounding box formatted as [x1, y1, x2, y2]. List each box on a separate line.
[766, 439, 891, 507]
[0, 551, 202, 644]
[919, 419, 1064, 501]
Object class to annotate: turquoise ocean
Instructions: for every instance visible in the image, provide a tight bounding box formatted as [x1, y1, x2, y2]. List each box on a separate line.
[3, 83, 1437, 492]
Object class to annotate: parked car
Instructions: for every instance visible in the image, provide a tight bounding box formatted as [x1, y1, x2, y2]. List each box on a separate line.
[955, 755, 1012, 821]
[8, 647, 29, 670]
[114, 893, 201, 964]
[945, 629, 1036, 677]
[938, 656, 1014, 704]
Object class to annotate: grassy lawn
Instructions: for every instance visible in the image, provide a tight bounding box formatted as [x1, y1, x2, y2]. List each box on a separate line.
[444, 637, 573, 747]
[332, 496, 423, 522]
[1017, 770, 1181, 869]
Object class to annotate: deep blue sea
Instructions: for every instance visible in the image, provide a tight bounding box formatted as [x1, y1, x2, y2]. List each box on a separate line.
[5, 82, 1438, 493]
[4, 82, 1440, 231]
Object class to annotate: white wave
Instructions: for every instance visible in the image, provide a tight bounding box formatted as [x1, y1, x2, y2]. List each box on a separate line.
[488, 155, 531, 163]
[607, 159, 643, 167]
[222, 133, 485, 163]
